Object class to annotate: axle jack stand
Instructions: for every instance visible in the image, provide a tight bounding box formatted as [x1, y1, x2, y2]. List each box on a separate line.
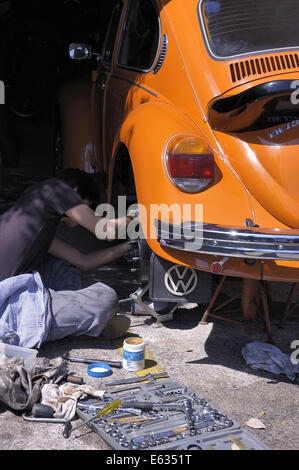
[119, 283, 179, 327]
[200, 276, 274, 343]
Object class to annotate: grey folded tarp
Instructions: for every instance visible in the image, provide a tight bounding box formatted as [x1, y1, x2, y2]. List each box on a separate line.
[242, 341, 299, 382]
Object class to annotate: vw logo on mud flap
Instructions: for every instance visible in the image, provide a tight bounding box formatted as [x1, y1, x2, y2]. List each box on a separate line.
[164, 265, 198, 296]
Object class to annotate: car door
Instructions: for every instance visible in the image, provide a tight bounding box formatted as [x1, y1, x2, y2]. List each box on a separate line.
[102, 0, 161, 176]
[90, 0, 124, 175]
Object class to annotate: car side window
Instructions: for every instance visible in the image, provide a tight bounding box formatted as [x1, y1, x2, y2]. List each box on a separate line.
[117, 0, 160, 71]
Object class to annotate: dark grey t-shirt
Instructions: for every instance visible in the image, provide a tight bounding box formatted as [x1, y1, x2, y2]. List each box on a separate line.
[0, 178, 83, 282]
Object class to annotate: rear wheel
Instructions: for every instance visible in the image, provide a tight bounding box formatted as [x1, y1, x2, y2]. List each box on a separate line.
[110, 146, 153, 284]
[127, 237, 152, 285]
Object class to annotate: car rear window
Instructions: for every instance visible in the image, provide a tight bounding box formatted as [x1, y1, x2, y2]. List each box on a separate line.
[200, 0, 299, 59]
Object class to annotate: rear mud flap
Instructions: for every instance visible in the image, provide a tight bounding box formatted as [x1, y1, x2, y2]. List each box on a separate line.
[149, 254, 212, 303]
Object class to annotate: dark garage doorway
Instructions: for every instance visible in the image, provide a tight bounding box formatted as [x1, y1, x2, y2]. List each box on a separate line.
[0, 0, 115, 212]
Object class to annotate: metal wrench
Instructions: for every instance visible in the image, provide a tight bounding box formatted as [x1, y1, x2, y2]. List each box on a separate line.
[77, 402, 142, 416]
[63, 353, 122, 368]
[22, 413, 72, 438]
[106, 372, 169, 386]
[131, 418, 215, 446]
[22, 413, 67, 424]
[0, 331, 17, 341]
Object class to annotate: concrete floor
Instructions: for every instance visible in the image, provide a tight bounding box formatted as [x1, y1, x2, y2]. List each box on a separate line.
[0, 122, 298, 452]
[0, 226, 298, 451]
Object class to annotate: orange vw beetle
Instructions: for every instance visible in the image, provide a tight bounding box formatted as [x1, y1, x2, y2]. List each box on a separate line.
[58, 0, 299, 309]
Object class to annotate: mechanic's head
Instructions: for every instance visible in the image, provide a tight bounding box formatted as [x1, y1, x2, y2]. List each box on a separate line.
[57, 168, 100, 207]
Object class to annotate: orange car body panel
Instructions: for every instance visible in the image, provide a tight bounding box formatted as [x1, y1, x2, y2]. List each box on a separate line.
[59, 0, 299, 282]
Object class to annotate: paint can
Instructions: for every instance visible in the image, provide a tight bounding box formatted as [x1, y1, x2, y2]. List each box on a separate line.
[122, 337, 145, 371]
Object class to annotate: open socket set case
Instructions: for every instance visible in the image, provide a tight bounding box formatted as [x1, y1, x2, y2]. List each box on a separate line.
[75, 378, 270, 450]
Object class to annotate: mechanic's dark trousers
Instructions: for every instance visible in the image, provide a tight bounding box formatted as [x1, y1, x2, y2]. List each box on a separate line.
[37, 256, 118, 342]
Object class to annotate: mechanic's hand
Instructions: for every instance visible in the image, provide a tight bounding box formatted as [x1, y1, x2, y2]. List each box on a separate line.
[127, 209, 139, 220]
[61, 216, 79, 228]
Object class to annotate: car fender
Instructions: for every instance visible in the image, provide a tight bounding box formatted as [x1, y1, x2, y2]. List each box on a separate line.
[115, 101, 253, 231]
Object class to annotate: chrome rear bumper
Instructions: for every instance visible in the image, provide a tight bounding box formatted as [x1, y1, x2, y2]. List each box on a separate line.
[156, 220, 299, 261]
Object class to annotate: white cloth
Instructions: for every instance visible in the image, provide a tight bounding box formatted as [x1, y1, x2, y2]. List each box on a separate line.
[41, 383, 106, 420]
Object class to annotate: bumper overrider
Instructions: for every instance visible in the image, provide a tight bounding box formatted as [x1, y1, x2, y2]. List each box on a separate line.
[155, 220, 299, 261]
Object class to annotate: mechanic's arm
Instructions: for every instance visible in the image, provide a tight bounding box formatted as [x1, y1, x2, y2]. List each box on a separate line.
[65, 204, 133, 240]
[49, 237, 130, 271]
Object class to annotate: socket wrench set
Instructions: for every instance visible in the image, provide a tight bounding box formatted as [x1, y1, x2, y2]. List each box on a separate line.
[75, 378, 270, 450]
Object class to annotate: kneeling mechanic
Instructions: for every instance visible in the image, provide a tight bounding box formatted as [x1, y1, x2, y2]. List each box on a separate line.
[0, 169, 136, 348]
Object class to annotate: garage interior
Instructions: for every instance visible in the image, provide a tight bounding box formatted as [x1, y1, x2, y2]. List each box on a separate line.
[0, 0, 116, 213]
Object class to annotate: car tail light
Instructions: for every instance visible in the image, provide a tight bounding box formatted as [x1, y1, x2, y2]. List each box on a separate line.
[165, 135, 215, 193]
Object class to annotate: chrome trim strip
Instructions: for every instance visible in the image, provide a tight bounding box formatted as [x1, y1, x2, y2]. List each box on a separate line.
[153, 34, 168, 74]
[155, 220, 299, 260]
[110, 74, 159, 97]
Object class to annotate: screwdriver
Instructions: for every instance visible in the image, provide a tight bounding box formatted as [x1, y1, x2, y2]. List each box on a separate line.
[71, 399, 122, 436]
